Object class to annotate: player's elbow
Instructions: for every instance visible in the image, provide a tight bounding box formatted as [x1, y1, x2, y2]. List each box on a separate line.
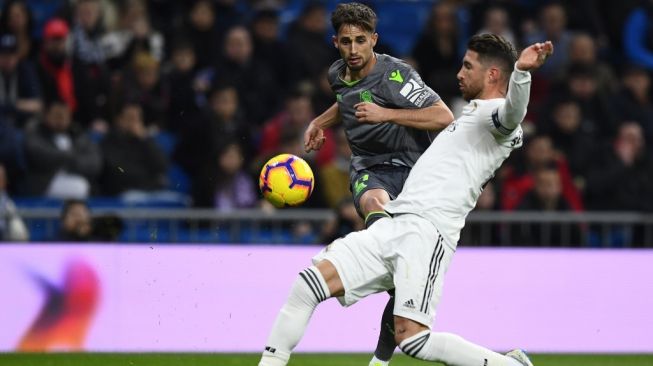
[429, 107, 454, 131]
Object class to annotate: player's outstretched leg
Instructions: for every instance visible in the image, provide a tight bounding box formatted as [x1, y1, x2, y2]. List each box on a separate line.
[395, 317, 526, 366]
[259, 266, 332, 366]
[369, 295, 396, 366]
[506, 349, 535, 366]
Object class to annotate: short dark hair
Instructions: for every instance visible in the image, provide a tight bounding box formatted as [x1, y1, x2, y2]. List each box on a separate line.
[467, 34, 518, 81]
[331, 2, 377, 34]
[61, 199, 88, 220]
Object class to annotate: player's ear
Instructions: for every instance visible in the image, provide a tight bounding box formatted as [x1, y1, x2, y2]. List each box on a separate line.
[332, 35, 338, 49]
[487, 67, 500, 84]
[371, 32, 378, 48]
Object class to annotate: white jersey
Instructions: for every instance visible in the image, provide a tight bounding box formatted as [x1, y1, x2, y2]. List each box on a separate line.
[385, 65, 531, 248]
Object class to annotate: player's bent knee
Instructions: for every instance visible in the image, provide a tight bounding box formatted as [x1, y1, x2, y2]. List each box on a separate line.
[360, 189, 390, 214]
[315, 260, 345, 297]
[397, 329, 431, 358]
[296, 265, 333, 305]
[393, 316, 429, 345]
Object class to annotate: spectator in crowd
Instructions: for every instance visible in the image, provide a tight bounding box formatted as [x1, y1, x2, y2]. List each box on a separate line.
[57, 199, 93, 241]
[562, 33, 619, 94]
[311, 66, 335, 117]
[100, 103, 168, 195]
[585, 122, 653, 211]
[615, 64, 653, 146]
[318, 127, 350, 209]
[258, 89, 333, 168]
[215, 25, 280, 126]
[71, 0, 111, 129]
[38, 18, 77, 113]
[563, 63, 619, 140]
[104, 0, 165, 68]
[121, 52, 169, 130]
[286, 3, 336, 85]
[250, 9, 290, 92]
[623, 0, 653, 70]
[24, 100, 101, 198]
[165, 39, 200, 132]
[0, 163, 28, 241]
[501, 134, 583, 212]
[476, 5, 517, 47]
[194, 141, 257, 210]
[0, 114, 24, 193]
[175, 82, 251, 190]
[183, 0, 220, 70]
[411, 2, 463, 104]
[524, 2, 573, 76]
[0, 33, 42, 127]
[540, 98, 595, 183]
[0, 0, 35, 61]
[514, 164, 583, 246]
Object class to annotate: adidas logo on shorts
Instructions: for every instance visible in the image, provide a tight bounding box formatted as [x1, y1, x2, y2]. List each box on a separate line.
[403, 299, 416, 309]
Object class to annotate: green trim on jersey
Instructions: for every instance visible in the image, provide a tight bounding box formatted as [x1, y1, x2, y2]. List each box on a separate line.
[339, 76, 362, 87]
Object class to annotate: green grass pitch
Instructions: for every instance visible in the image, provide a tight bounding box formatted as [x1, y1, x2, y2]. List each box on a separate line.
[1, 353, 653, 366]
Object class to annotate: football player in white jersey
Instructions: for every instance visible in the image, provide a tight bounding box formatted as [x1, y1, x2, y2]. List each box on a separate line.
[259, 34, 553, 366]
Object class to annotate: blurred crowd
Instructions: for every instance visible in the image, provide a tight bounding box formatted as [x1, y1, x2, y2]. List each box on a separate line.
[0, 0, 652, 242]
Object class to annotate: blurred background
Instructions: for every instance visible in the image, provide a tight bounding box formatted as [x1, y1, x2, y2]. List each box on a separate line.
[0, 0, 651, 246]
[0, 0, 653, 360]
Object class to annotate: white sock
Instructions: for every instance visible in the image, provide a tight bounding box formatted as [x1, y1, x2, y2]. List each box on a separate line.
[369, 355, 390, 366]
[259, 266, 330, 366]
[399, 330, 522, 366]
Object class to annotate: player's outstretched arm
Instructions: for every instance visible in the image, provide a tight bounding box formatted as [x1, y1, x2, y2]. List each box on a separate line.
[498, 41, 554, 132]
[516, 41, 554, 71]
[304, 102, 341, 152]
[354, 99, 454, 131]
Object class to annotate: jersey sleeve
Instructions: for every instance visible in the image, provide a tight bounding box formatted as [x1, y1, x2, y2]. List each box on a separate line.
[490, 63, 531, 136]
[382, 63, 440, 109]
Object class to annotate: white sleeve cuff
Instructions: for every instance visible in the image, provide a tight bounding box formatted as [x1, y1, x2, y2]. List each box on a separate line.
[512, 62, 531, 83]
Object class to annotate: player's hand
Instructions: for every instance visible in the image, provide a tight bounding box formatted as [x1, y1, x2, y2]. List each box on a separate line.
[354, 102, 387, 124]
[304, 122, 326, 152]
[516, 41, 554, 71]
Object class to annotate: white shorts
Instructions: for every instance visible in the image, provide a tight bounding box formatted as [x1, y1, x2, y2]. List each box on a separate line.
[312, 214, 454, 327]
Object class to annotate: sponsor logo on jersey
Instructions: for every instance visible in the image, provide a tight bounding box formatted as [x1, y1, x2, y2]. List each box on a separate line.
[400, 79, 429, 106]
[403, 299, 416, 309]
[389, 69, 404, 83]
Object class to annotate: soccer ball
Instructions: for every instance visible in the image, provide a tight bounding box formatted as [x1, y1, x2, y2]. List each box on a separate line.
[259, 154, 314, 208]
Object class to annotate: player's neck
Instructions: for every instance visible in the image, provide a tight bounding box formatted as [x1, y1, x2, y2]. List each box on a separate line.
[347, 53, 377, 81]
[477, 84, 507, 100]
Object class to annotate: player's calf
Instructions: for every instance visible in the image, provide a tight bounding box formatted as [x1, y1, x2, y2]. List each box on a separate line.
[259, 266, 331, 366]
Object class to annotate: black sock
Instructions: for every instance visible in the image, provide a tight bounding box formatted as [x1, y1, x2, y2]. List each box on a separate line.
[374, 295, 396, 361]
[365, 211, 390, 228]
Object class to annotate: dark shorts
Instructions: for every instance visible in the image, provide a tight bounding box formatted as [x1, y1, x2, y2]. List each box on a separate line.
[350, 165, 412, 217]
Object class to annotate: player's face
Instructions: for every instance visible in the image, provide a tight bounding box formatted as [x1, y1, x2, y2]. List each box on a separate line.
[457, 50, 487, 100]
[333, 24, 378, 72]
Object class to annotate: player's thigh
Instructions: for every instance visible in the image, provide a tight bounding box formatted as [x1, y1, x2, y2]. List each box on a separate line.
[392, 216, 454, 328]
[312, 222, 393, 306]
[350, 169, 391, 217]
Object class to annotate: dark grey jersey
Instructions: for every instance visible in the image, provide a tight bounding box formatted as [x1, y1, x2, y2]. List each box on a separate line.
[328, 53, 440, 171]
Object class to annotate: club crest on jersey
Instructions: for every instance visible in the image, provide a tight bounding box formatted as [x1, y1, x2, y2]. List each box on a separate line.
[359, 90, 373, 103]
[400, 79, 428, 107]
